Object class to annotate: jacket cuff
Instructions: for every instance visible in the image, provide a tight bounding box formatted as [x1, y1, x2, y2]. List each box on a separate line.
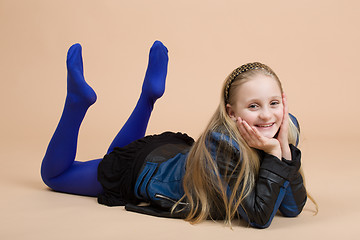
[281, 144, 301, 171]
[260, 153, 294, 180]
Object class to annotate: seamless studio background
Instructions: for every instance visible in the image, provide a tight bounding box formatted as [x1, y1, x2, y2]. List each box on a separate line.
[1, 0, 359, 239]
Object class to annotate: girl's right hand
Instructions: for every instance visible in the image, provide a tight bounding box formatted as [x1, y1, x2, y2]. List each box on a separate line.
[236, 117, 282, 159]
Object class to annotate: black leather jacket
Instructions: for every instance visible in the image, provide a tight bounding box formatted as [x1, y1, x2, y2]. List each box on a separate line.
[209, 130, 306, 228]
[126, 130, 306, 229]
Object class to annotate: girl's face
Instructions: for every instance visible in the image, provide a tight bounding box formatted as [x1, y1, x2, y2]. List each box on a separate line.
[226, 74, 283, 139]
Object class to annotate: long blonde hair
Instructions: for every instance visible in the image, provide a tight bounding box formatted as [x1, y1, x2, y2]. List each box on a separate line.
[173, 63, 317, 225]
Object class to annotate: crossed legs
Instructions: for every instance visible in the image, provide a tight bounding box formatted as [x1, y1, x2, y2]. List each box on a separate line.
[41, 41, 169, 196]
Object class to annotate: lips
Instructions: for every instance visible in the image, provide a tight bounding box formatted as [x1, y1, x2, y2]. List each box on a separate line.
[255, 123, 274, 128]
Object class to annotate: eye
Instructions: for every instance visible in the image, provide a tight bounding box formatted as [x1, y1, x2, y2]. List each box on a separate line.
[270, 101, 280, 106]
[248, 103, 259, 110]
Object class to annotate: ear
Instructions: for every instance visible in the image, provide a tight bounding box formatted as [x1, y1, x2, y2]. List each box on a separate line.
[226, 104, 237, 121]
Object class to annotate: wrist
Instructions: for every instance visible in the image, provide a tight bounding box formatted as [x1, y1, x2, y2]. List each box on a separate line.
[264, 144, 282, 160]
[268, 148, 282, 160]
[281, 145, 291, 160]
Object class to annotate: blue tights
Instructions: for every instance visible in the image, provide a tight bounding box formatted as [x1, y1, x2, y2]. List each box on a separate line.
[41, 41, 169, 197]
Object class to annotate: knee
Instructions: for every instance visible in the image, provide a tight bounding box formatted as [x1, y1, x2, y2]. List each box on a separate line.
[40, 166, 55, 191]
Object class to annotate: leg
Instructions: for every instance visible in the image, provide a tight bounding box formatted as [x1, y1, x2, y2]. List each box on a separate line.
[106, 40, 169, 153]
[41, 43, 102, 196]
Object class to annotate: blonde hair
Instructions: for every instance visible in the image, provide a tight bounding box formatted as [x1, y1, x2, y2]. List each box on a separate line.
[173, 63, 317, 225]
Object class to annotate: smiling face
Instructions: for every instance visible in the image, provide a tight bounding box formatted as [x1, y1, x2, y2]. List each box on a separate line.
[226, 73, 283, 138]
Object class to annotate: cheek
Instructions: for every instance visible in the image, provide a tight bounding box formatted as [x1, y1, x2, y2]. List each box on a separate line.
[274, 108, 283, 122]
[238, 110, 257, 124]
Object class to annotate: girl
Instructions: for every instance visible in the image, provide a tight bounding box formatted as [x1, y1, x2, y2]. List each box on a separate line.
[41, 41, 314, 229]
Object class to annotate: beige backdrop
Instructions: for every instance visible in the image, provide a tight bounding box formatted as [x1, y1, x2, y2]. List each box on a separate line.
[1, 0, 359, 239]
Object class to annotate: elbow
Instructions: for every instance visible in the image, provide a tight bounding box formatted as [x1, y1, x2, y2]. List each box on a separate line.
[280, 209, 301, 218]
[247, 212, 275, 229]
[248, 217, 273, 229]
[250, 222, 271, 229]
[279, 197, 307, 218]
[279, 202, 304, 218]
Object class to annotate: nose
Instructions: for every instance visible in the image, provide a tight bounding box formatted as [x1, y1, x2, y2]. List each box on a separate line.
[259, 107, 272, 120]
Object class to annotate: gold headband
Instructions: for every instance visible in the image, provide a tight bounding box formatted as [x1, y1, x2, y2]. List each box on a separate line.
[224, 62, 272, 104]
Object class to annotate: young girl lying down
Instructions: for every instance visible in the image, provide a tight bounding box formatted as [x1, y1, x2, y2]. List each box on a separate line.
[41, 40, 316, 228]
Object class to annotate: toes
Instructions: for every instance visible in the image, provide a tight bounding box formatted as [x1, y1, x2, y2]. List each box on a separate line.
[67, 43, 82, 60]
[151, 40, 169, 55]
[67, 43, 84, 73]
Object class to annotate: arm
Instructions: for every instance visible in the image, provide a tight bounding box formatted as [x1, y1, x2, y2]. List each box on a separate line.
[236, 149, 300, 228]
[209, 132, 298, 228]
[278, 114, 307, 217]
[278, 146, 307, 217]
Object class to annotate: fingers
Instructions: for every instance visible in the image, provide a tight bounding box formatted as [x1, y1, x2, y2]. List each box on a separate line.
[236, 117, 265, 147]
[251, 125, 265, 140]
[277, 93, 290, 154]
[282, 93, 288, 112]
[236, 117, 281, 157]
[279, 93, 289, 134]
[282, 93, 289, 121]
[236, 117, 251, 141]
[242, 120, 259, 143]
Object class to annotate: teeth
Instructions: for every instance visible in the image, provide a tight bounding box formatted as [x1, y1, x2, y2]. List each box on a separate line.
[257, 123, 273, 127]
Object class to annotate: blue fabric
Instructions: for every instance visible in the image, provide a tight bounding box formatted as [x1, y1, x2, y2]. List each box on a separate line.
[134, 130, 301, 228]
[279, 185, 301, 217]
[135, 162, 158, 200]
[41, 41, 169, 196]
[250, 181, 289, 229]
[135, 152, 188, 203]
[107, 41, 168, 153]
[209, 131, 240, 151]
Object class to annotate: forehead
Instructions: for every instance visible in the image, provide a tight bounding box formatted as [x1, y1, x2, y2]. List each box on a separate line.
[235, 74, 282, 102]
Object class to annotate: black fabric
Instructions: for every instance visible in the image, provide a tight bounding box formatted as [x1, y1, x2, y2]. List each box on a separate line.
[207, 131, 306, 227]
[98, 128, 306, 228]
[240, 145, 305, 227]
[125, 203, 187, 219]
[97, 132, 194, 206]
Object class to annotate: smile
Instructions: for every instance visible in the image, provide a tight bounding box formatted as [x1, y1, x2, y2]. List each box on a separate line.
[255, 123, 274, 128]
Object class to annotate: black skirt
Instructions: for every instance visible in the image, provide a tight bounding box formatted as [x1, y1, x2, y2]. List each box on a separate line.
[97, 132, 194, 206]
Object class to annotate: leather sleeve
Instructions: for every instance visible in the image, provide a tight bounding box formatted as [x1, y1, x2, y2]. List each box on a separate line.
[237, 153, 291, 228]
[278, 145, 307, 217]
[278, 115, 307, 217]
[209, 132, 304, 228]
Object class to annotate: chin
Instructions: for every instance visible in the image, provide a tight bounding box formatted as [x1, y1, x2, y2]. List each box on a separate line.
[254, 124, 280, 139]
[258, 130, 278, 139]
[264, 133, 277, 139]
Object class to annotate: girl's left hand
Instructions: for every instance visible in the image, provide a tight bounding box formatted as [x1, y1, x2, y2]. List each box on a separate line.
[236, 117, 282, 160]
[276, 93, 291, 160]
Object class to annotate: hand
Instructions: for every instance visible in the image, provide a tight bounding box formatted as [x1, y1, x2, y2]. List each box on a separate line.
[276, 93, 291, 160]
[236, 117, 282, 159]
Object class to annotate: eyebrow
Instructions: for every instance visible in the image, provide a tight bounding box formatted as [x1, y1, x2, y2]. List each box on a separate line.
[247, 96, 282, 102]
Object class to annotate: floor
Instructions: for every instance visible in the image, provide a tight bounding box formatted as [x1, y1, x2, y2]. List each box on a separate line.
[1, 137, 359, 240]
[1, 1, 360, 238]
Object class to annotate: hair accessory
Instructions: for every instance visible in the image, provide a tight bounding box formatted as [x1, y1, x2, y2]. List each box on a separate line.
[224, 62, 272, 104]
